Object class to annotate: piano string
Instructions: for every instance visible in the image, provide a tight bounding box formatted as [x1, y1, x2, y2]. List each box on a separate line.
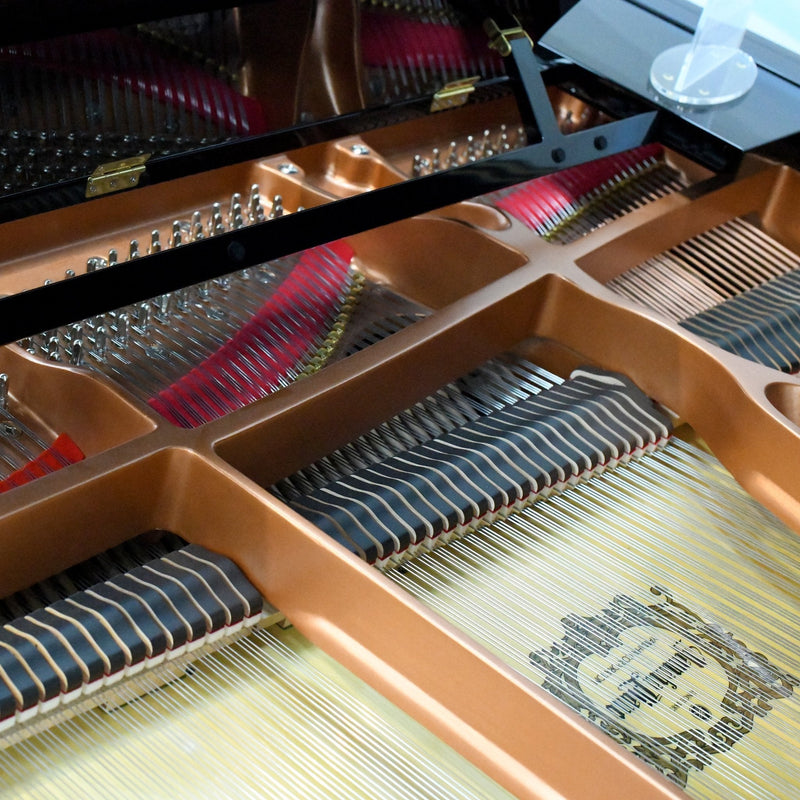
[0, 5, 798, 796]
[608, 217, 800, 373]
[272, 352, 800, 799]
[0, 540, 512, 799]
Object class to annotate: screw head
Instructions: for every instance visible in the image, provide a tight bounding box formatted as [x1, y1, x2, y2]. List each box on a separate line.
[1, 422, 20, 438]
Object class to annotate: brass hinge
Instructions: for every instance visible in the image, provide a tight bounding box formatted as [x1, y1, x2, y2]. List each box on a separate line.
[484, 18, 532, 57]
[430, 76, 479, 112]
[85, 154, 151, 198]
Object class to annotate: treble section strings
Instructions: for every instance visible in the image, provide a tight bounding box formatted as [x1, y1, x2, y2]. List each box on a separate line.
[278, 352, 800, 798]
[485, 143, 688, 244]
[388, 439, 800, 799]
[608, 217, 800, 373]
[0, 626, 511, 800]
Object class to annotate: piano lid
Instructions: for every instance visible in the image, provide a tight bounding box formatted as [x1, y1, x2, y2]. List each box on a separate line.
[1, 0, 797, 213]
[0, 0, 663, 340]
[0, 1, 556, 215]
[542, 0, 800, 164]
[0, 0, 795, 343]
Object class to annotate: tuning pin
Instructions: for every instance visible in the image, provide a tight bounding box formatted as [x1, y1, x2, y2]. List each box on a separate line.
[176, 286, 191, 311]
[192, 211, 204, 241]
[155, 294, 170, 320]
[108, 249, 118, 267]
[86, 256, 107, 273]
[150, 230, 161, 254]
[136, 303, 151, 335]
[270, 195, 284, 219]
[481, 130, 493, 158]
[431, 147, 440, 172]
[47, 337, 61, 361]
[231, 201, 245, 230]
[64, 268, 76, 279]
[229, 192, 242, 226]
[70, 340, 83, 366]
[249, 184, 265, 223]
[66, 323, 82, 346]
[466, 135, 477, 162]
[171, 221, 182, 248]
[412, 154, 423, 177]
[0, 373, 8, 411]
[115, 312, 129, 348]
[447, 141, 459, 167]
[94, 326, 108, 359]
[128, 240, 140, 260]
[211, 202, 225, 235]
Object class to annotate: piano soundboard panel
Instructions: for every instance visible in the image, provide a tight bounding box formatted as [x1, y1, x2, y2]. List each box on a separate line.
[0, 624, 512, 799]
[2, 37, 800, 800]
[389, 436, 800, 799]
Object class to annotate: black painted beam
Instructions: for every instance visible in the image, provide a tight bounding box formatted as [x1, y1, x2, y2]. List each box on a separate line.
[0, 107, 656, 346]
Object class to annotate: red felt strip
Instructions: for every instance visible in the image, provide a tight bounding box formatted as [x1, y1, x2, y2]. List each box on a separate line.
[495, 144, 665, 232]
[360, 12, 503, 74]
[0, 31, 268, 135]
[149, 243, 354, 428]
[0, 433, 85, 494]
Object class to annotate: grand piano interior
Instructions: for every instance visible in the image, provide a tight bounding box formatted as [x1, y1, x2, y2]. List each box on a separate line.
[0, 1, 799, 798]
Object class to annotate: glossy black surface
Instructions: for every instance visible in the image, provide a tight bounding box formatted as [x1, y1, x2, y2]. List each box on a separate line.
[0, 102, 655, 345]
[542, 0, 800, 152]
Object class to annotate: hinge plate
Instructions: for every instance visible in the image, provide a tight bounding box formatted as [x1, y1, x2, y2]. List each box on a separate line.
[430, 76, 479, 112]
[484, 18, 533, 58]
[86, 154, 151, 198]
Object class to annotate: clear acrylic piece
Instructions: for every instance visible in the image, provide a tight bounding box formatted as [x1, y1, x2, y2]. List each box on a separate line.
[650, 0, 757, 105]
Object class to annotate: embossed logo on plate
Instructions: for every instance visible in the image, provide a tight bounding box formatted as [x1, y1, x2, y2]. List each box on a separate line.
[530, 587, 798, 788]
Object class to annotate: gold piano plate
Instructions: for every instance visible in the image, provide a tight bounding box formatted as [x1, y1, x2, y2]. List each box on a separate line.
[1, 3, 800, 798]
[4, 129, 800, 796]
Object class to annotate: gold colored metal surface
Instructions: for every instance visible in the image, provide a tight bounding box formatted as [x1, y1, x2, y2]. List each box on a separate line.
[1, 107, 798, 799]
[0, 154, 331, 296]
[85, 155, 151, 198]
[295, 0, 365, 119]
[484, 18, 532, 57]
[430, 76, 479, 112]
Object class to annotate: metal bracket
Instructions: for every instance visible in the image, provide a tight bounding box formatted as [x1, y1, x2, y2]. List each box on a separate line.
[484, 17, 532, 58]
[483, 17, 657, 173]
[430, 76, 480, 112]
[86, 154, 151, 198]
